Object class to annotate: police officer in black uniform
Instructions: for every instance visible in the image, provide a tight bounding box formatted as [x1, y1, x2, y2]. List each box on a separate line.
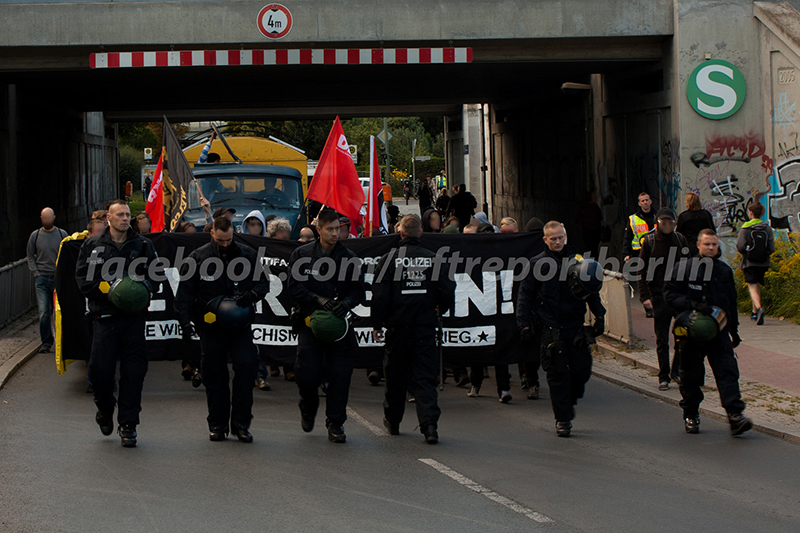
[75, 199, 161, 448]
[174, 217, 268, 442]
[371, 215, 455, 444]
[287, 208, 365, 443]
[664, 228, 752, 436]
[516, 220, 605, 437]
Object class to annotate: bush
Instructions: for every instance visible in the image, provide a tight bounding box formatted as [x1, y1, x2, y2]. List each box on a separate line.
[735, 231, 800, 323]
[119, 145, 142, 191]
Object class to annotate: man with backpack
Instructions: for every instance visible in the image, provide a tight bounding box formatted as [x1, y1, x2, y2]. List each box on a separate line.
[736, 203, 774, 326]
[26, 207, 68, 353]
[638, 208, 690, 391]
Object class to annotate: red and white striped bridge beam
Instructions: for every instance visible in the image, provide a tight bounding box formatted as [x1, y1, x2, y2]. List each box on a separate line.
[90, 47, 473, 69]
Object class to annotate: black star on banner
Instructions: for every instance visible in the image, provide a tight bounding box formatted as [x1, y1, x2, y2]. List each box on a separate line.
[477, 331, 489, 342]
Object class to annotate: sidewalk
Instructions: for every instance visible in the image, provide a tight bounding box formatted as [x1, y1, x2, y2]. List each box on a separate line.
[594, 304, 800, 443]
[0, 311, 41, 391]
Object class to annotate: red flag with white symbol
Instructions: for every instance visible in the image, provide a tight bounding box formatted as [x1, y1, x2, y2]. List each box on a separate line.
[144, 153, 165, 232]
[306, 117, 365, 235]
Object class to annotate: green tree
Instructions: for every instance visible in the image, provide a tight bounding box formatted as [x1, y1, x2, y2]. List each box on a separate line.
[119, 145, 142, 189]
[119, 123, 158, 152]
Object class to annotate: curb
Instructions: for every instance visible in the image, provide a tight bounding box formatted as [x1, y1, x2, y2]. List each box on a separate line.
[592, 340, 800, 446]
[0, 340, 41, 392]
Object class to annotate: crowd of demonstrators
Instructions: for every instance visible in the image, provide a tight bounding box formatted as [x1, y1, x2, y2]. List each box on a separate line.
[52, 176, 770, 447]
[26, 207, 68, 353]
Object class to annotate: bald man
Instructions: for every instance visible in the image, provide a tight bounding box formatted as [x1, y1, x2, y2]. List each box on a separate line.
[27, 207, 68, 352]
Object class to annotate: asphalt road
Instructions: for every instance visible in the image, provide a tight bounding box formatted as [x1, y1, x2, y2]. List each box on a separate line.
[1, 354, 800, 533]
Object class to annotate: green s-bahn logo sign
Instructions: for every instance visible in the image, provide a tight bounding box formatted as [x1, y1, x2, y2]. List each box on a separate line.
[686, 59, 746, 120]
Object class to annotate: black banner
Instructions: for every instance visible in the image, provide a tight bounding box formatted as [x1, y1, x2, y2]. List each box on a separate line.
[161, 116, 196, 232]
[55, 232, 541, 370]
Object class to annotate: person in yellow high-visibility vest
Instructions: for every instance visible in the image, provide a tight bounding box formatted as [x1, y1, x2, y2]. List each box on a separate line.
[623, 192, 656, 262]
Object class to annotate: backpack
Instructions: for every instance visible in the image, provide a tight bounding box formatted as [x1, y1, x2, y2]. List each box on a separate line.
[642, 229, 688, 256]
[746, 226, 770, 263]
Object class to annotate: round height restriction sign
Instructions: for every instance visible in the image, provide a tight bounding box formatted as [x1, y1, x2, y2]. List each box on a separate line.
[686, 59, 746, 120]
[258, 4, 293, 39]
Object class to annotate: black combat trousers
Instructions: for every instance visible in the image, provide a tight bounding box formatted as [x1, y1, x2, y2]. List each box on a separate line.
[678, 333, 746, 418]
[383, 326, 441, 427]
[652, 294, 679, 382]
[295, 327, 355, 427]
[540, 326, 593, 422]
[88, 314, 148, 427]
[200, 326, 259, 431]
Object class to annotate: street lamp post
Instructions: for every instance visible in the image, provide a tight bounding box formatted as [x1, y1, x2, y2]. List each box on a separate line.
[412, 138, 417, 185]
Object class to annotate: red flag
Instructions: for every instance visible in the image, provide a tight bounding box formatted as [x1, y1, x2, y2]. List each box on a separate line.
[307, 117, 365, 229]
[367, 136, 388, 236]
[145, 153, 165, 232]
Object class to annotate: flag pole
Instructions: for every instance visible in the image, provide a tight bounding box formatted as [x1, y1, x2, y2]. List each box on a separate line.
[367, 136, 375, 237]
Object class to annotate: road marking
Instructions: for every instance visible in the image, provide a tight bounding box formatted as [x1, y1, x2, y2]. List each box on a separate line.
[346, 407, 387, 437]
[418, 458, 554, 524]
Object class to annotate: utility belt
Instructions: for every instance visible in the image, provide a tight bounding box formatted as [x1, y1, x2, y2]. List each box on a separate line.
[542, 325, 588, 373]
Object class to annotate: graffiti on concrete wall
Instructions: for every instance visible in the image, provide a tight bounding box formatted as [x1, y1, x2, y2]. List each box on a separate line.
[686, 132, 774, 263]
[770, 158, 800, 232]
[770, 92, 800, 230]
[659, 139, 682, 209]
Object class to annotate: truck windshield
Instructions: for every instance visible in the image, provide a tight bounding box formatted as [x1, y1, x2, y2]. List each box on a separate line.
[189, 175, 301, 210]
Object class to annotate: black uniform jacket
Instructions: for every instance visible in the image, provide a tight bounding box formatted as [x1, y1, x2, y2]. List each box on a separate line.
[663, 256, 739, 336]
[371, 236, 455, 328]
[516, 245, 606, 330]
[287, 239, 366, 317]
[75, 226, 160, 316]
[174, 238, 269, 326]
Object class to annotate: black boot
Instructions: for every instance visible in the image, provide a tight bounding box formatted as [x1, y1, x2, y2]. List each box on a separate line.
[421, 424, 438, 444]
[209, 428, 228, 441]
[301, 408, 315, 433]
[383, 418, 400, 436]
[556, 421, 572, 438]
[231, 424, 253, 443]
[118, 425, 137, 448]
[729, 413, 753, 436]
[95, 410, 114, 436]
[327, 422, 346, 443]
[684, 416, 700, 434]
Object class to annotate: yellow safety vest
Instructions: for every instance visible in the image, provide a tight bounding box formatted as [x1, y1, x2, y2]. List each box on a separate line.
[629, 214, 651, 251]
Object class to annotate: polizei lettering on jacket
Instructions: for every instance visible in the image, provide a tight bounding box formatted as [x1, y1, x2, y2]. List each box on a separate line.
[394, 256, 433, 268]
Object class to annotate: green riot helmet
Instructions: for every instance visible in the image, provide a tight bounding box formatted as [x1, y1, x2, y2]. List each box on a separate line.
[204, 296, 255, 330]
[108, 276, 151, 313]
[567, 256, 604, 300]
[308, 310, 349, 343]
[672, 309, 722, 343]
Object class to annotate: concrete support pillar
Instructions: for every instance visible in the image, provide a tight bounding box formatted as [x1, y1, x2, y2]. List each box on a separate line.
[462, 103, 485, 213]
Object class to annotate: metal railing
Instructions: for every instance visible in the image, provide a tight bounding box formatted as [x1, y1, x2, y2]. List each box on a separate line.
[0, 259, 36, 327]
[587, 269, 633, 345]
